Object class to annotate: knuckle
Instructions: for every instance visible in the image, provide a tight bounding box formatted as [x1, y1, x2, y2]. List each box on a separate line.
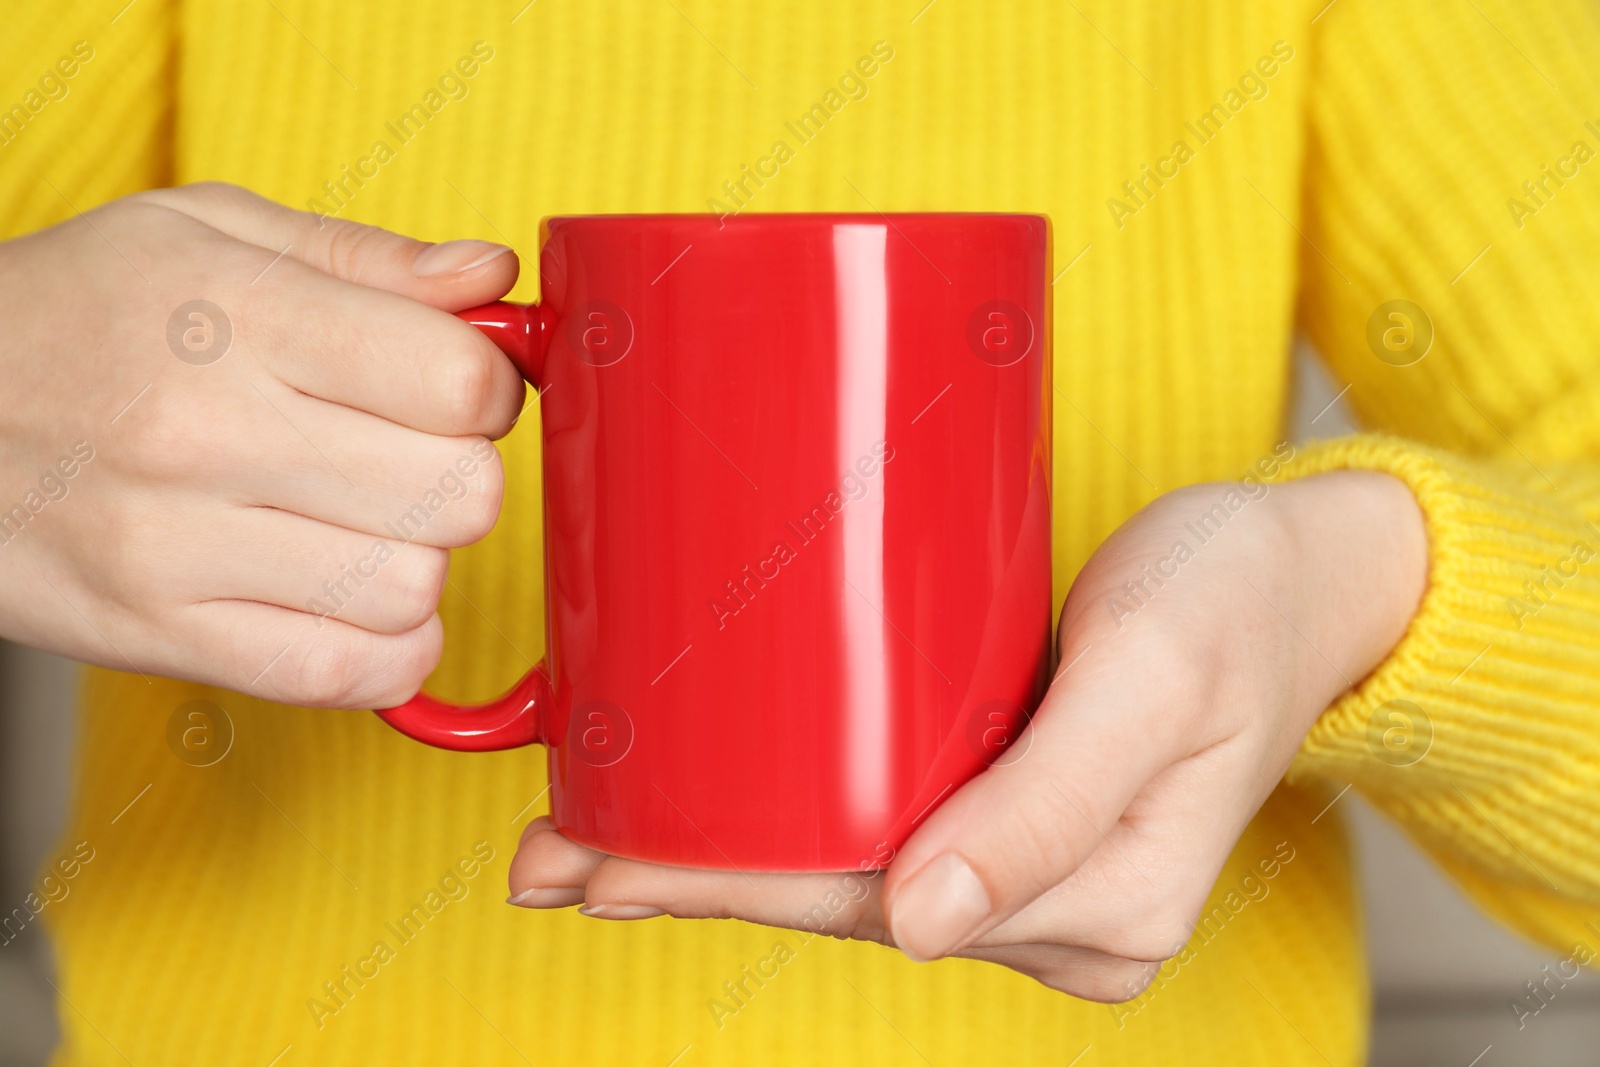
[1015, 813, 1080, 875]
[292, 625, 441, 709]
[1015, 777, 1102, 864]
[386, 548, 448, 631]
[173, 179, 245, 205]
[1128, 620, 1200, 678]
[1124, 622, 1214, 707]
[84, 502, 159, 617]
[116, 390, 204, 479]
[797, 883, 880, 942]
[129, 181, 249, 219]
[290, 638, 362, 707]
[430, 349, 508, 436]
[379, 618, 444, 705]
[179, 179, 242, 198]
[584, 860, 684, 913]
[454, 445, 505, 540]
[119, 190, 174, 220]
[320, 221, 394, 284]
[517, 823, 574, 868]
[291, 622, 447, 709]
[126, 181, 208, 209]
[832, 900, 889, 945]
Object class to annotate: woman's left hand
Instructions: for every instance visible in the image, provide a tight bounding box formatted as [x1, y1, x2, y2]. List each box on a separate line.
[506, 469, 1428, 1001]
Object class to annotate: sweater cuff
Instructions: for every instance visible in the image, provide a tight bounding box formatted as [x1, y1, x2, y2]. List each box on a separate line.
[1265, 434, 1600, 795]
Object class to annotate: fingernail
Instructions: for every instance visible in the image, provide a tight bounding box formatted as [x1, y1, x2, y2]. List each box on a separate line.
[579, 903, 666, 921]
[888, 853, 991, 962]
[413, 239, 511, 277]
[506, 886, 585, 908]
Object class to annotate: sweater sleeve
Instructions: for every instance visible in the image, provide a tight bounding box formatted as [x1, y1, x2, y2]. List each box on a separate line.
[0, 0, 172, 240]
[1279, 0, 1600, 949]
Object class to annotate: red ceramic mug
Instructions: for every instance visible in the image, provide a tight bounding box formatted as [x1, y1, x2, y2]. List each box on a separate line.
[378, 213, 1052, 871]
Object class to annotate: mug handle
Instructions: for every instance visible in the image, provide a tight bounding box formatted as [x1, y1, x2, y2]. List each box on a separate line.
[373, 301, 556, 752]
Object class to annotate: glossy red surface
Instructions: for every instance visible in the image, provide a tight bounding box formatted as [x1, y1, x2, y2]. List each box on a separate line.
[376, 214, 1052, 871]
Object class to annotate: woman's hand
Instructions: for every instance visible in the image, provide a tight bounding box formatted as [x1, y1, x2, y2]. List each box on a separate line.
[0, 182, 525, 708]
[508, 469, 1428, 1001]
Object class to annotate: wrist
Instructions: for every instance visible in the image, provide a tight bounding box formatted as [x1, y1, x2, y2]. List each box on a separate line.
[1269, 469, 1429, 694]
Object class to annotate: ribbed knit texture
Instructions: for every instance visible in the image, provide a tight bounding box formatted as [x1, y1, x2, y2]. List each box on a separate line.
[4, 0, 1600, 1064]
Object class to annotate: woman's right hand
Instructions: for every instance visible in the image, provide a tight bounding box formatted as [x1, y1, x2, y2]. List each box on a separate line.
[0, 182, 526, 708]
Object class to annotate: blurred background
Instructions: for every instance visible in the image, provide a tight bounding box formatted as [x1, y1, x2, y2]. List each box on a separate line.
[2, 346, 1598, 1066]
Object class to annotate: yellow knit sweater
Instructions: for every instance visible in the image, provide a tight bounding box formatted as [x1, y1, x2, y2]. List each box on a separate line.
[5, 1, 1600, 1064]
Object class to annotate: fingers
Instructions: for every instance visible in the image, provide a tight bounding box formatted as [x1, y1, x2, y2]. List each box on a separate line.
[505, 819, 889, 940]
[588, 861, 887, 940]
[956, 944, 1158, 1003]
[217, 384, 505, 548]
[501, 815, 1175, 1006]
[162, 598, 443, 709]
[135, 182, 518, 310]
[970, 742, 1262, 963]
[182, 505, 448, 636]
[881, 653, 1185, 963]
[508, 819, 603, 909]
[501, 820, 1166, 1004]
[250, 254, 526, 439]
[133, 183, 528, 441]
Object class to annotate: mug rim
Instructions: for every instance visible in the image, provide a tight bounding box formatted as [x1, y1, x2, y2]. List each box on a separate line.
[542, 211, 1050, 227]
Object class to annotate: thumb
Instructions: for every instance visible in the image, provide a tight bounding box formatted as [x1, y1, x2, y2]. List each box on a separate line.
[138, 181, 518, 310]
[882, 654, 1171, 962]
